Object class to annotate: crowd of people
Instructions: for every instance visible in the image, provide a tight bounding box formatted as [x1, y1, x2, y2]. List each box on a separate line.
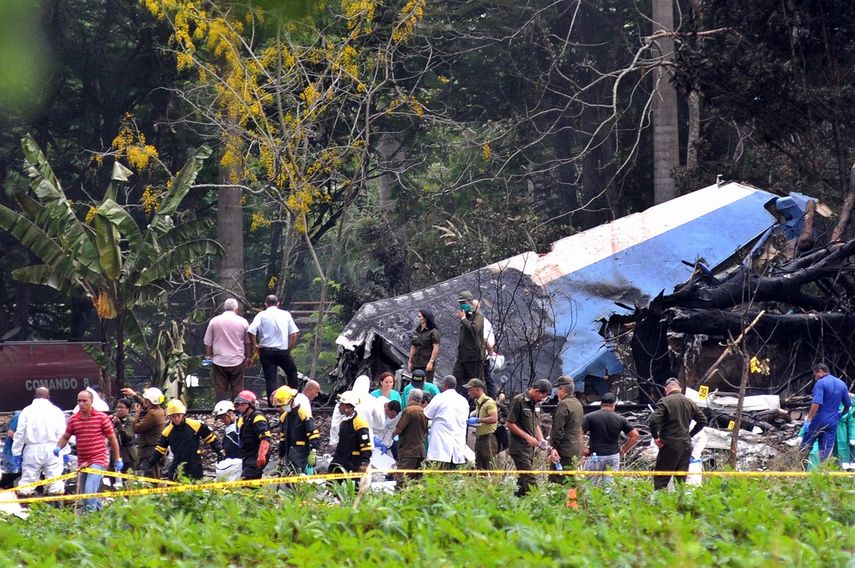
[2, 293, 853, 513]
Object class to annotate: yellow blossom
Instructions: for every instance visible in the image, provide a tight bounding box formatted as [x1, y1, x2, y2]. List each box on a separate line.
[250, 211, 272, 231]
[482, 143, 492, 162]
[267, 275, 277, 290]
[141, 185, 161, 215]
[84, 206, 97, 224]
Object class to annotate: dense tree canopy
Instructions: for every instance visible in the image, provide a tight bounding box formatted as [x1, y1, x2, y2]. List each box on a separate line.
[1, 0, 853, 382]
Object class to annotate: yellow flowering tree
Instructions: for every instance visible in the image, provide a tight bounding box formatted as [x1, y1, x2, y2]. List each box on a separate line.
[145, 0, 434, 374]
[143, 0, 432, 288]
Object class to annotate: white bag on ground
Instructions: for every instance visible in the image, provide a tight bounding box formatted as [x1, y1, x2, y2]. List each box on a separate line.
[687, 430, 707, 486]
[215, 458, 243, 482]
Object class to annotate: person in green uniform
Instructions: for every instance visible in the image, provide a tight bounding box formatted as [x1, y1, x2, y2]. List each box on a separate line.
[464, 379, 498, 470]
[649, 378, 707, 491]
[548, 375, 583, 482]
[506, 379, 552, 496]
[408, 309, 440, 382]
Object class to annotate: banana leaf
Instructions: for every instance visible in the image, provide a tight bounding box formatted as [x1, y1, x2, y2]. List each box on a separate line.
[0, 203, 77, 276]
[93, 212, 122, 281]
[149, 145, 212, 233]
[137, 239, 223, 285]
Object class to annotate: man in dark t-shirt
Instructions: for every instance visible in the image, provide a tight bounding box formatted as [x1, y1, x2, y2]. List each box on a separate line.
[582, 393, 639, 487]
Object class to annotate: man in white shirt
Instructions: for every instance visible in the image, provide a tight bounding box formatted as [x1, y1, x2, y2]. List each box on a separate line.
[204, 298, 252, 401]
[424, 375, 470, 468]
[295, 379, 321, 417]
[12, 387, 67, 495]
[247, 295, 300, 404]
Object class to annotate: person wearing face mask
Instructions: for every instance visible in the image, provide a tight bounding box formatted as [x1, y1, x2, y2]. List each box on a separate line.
[453, 291, 485, 391]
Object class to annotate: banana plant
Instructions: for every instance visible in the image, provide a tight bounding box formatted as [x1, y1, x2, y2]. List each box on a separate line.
[0, 134, 222, 392]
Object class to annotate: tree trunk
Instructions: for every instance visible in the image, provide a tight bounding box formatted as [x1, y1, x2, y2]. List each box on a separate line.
[652, 0, 680, 204]
[666, 308, 855, 338]
[728, 353, 750, 468]
[376, 132, 411, 295]
[113, 313, 125, 398]
[217, 155, 245, 298]
[686, 90, 700, 170]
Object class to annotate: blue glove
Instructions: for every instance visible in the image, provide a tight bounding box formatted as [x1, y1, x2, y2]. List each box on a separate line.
[373, 436, 381, 447]
[63, 454, 71, 465]
[12, 455, 22, 471]
[467, 417, 479, 427]
[53, 447, 61, 457]
[115, 459, 124, 472]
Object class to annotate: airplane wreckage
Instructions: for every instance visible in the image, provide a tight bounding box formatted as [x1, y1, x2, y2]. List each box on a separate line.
[334, 175, 855, 406]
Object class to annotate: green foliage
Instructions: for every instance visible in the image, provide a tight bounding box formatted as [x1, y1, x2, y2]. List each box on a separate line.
[0, 476, 851, 566]
[0, 135, 220, 384]
[0, 0, 49, 112]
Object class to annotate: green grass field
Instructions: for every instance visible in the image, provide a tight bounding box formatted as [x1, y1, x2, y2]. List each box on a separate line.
[1, 474, 852, 567]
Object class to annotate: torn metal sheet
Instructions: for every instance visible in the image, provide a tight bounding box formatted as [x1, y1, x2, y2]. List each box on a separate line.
[336, 182, 801, 393]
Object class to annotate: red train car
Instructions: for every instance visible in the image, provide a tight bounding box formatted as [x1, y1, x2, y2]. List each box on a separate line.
[0, 341, 103, 411]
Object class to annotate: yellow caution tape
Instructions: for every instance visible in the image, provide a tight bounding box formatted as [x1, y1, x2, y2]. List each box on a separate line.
[1, 467, 851, 505]
[0, 471, 78, 495]
[99, 469, 179, 486]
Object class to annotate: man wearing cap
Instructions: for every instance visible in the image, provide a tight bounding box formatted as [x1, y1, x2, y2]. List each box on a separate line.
[330, 391, 373, 473]
[393, 389, 429, 481]
[581, 392, 639, 487]
[453, 290, 485, 388]
[464, 379, 498, 470]
[507, 379, 552, 496]
[548, 376, 584, 482]
[403, 369, 440, 403]
[649, 378, 708, 491]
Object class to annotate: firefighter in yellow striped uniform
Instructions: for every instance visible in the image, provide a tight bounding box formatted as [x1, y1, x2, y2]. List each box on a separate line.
[271, 386, 321, 474]
[147, 399, 223, 480]
[330, 391, 373, 473]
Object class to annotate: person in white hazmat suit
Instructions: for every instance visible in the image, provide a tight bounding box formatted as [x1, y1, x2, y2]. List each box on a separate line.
[12, 387, 68, 495]
[362, 396, 402, 469]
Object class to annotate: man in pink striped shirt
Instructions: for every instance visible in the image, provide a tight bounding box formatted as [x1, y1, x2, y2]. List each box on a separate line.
[56, 390, 121, 512]
[204, 298, 252, 401]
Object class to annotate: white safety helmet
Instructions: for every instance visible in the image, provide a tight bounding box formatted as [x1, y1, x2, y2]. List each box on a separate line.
[142, 387, 165, 405]
[337, 390, 361, 407]
[213, 400, 235, 417]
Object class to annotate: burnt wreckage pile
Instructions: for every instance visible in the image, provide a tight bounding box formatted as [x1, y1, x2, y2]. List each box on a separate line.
[623, 164, 855, 404]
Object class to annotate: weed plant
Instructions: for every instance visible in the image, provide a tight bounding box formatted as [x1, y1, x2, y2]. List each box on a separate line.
[0, 475, 852, 567]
